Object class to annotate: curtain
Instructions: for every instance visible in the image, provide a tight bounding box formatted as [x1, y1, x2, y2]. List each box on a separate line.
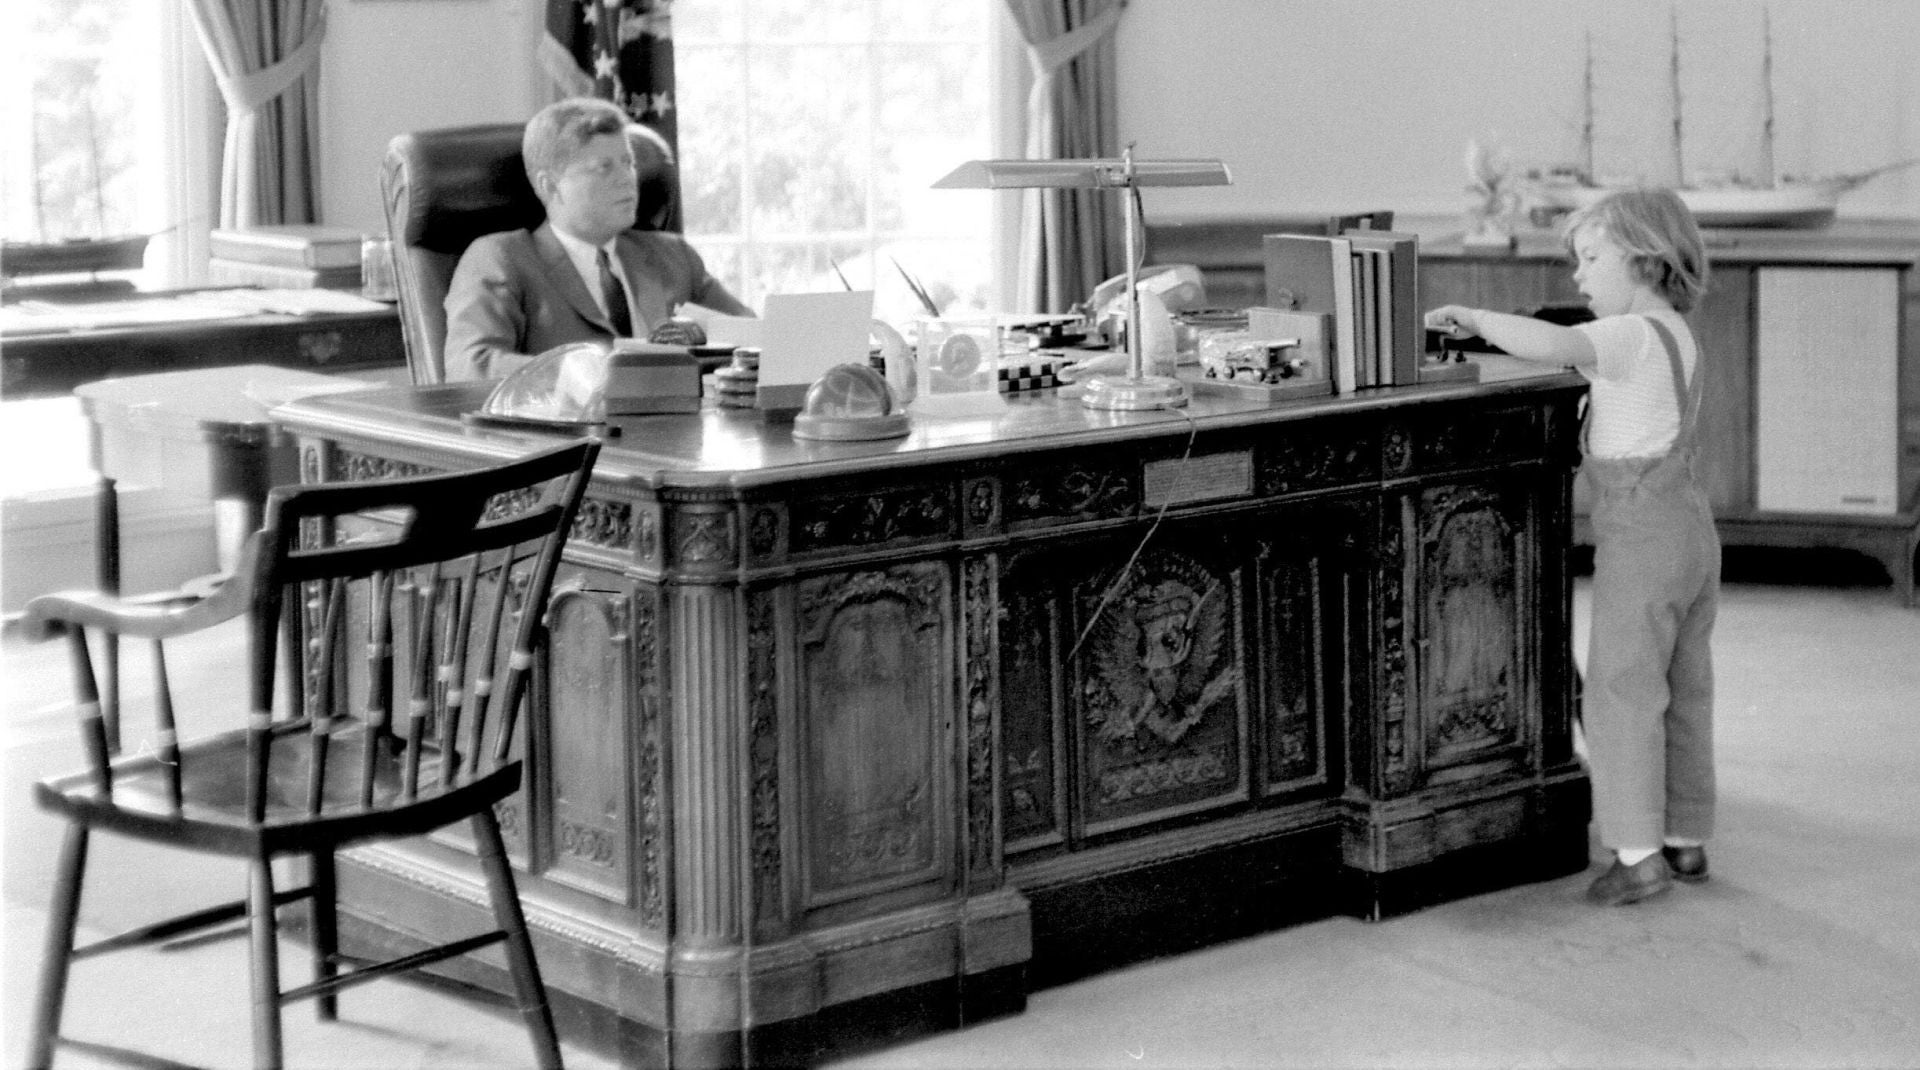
[1001, 0, 1126, 313]
[540, 0, 682, 230]
[185, 0, 325, 229]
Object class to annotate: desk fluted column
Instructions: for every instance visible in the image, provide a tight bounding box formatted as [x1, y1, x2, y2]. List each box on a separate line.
[665, 579, 748, 1033]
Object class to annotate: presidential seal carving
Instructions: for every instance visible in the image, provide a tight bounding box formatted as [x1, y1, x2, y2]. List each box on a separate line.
[1074, 547, 1245, 830]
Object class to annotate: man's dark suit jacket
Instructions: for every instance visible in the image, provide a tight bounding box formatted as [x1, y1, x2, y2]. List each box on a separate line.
[443, 221, 736, 380]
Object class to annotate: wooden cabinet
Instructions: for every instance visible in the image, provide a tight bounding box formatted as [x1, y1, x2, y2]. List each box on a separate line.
[277, 374, 1589, 1067]
[1149, 218, 1920, 603]
[1424, 223, 1920, 603]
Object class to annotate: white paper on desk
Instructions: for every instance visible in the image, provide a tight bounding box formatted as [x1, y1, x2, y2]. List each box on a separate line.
[756, 291, 874, 389]
[702, 315, 764, 349]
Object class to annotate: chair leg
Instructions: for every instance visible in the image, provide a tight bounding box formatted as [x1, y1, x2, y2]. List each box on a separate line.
[248, 857, 285, 1070]
[27, 822, 89, 1070]
[472, 809, 563, 1070]
[310, 850, 339, 1022]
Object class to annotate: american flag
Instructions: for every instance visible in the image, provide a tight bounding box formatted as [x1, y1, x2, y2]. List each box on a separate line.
[540, 0, 678, 143]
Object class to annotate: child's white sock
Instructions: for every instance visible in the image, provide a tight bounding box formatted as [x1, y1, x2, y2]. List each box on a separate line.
[1617, 847, 1658, 866]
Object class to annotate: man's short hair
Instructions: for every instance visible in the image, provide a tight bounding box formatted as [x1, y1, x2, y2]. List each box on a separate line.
[522, 97, 630, 192]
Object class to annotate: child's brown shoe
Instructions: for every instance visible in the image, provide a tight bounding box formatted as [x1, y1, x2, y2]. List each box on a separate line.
[1585, 853, 1673, 906]
[1662, 845, 1709, 883]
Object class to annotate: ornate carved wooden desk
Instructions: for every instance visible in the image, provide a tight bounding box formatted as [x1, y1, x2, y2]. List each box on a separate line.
[273, 370, 1591, 1068]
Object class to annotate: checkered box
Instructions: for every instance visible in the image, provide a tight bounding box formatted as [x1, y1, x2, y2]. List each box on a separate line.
[996, 357, 1061, 394]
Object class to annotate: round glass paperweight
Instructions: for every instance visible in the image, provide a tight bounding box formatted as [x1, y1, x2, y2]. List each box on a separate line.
[476, 342, 611, 426]
[791, 363, 910, 441]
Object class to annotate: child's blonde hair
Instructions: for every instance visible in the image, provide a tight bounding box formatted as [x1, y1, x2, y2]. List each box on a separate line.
[1562, 188, 1710, 313]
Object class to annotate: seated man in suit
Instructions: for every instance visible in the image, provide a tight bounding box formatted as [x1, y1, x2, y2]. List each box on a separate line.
[444, 96, 752, 380]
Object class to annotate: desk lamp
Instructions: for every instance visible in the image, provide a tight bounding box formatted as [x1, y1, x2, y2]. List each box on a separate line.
[933, 146, 1232, 410]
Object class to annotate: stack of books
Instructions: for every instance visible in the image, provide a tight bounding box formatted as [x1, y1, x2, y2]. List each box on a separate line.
[1262, 229, 1437, 394]
[208, 225, 366, 290]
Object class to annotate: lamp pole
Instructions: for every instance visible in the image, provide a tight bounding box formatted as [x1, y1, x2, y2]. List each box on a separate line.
[1082, 143, 1189, 411]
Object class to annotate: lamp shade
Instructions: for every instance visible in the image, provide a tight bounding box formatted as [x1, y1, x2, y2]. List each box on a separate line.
[931, 158, 1232, 190]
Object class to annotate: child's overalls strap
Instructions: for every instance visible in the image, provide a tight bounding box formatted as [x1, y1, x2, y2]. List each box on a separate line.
[1644, 315, 1703, 454]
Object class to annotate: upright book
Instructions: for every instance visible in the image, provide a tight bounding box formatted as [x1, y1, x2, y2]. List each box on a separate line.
[1263, 233, 1358, 394]
[1343, 230, 1421, 386]
[209, 224, 366, 269]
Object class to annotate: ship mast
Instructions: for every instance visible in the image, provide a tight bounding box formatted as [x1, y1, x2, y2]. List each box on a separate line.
[1760, 7, 1777, 187]
[1582, 30, 1596, 181]
[1669, 6, 1685, 187]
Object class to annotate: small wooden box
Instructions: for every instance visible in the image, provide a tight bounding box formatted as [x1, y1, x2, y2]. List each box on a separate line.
[606, 343, 702, 415]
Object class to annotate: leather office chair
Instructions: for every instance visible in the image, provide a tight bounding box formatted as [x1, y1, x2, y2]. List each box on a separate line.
[23, 438, 600, 1070]
[381, 122, 681, 384]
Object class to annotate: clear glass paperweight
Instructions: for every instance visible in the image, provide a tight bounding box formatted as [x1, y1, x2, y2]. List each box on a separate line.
[477, 342, 611, 426]
[791, 363, 910, 441]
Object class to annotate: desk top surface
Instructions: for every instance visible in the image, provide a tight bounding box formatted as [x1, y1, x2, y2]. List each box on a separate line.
[275, 363, 1584, 491]
[78, 363, 383, 435]
[0, 287, 397, 341]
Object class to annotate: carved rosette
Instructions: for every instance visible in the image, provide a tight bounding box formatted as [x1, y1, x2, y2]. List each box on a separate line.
[1006, 463, 1136, 526]
[960, 554, 998, 881]
[1383, 422, 1414, 477]
[632, 592, 666, 928]
[747, 505, 784, 563]
[746, 588, 782, 937]
[963, 477, 999, 536]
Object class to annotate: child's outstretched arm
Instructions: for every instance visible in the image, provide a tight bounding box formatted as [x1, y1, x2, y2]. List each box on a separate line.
[1425, 306, 1597, 370]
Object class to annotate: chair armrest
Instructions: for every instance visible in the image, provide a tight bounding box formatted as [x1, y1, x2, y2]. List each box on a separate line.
[21, 534, 260, 642]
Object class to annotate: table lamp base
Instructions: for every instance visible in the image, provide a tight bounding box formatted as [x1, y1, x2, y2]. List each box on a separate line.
[1080, 373, 1190, 411]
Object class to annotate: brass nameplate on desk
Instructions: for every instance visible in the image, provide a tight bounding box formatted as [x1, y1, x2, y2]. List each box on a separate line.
[1143, 450, 1252, 508]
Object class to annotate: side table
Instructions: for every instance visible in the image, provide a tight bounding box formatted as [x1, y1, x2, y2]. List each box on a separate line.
[73, 364, 379, 749]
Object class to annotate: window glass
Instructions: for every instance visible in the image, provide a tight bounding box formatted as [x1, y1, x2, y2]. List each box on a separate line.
[676, 0, 993, 325]
[3, 0, 169, 264]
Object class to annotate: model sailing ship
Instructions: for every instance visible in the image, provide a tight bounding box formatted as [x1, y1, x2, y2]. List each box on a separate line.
[1535, 10, 1915, 229]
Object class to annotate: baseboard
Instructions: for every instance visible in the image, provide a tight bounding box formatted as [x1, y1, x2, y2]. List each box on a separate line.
[1, 486, 217, 614]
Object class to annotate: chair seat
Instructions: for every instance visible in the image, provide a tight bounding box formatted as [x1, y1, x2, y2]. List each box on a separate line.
[35, 720, 520, 857]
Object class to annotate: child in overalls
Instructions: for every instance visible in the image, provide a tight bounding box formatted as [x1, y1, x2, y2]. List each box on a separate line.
[1426, 187, 1716, 906]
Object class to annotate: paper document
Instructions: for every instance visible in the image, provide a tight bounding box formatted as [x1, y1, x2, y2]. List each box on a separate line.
[756, 291, 875, 405]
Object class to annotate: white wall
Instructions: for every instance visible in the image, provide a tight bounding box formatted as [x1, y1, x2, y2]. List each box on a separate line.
[309, 0, 1919, 230]
[317, 0, 549, 233]
[1114, 0, 1920, 223]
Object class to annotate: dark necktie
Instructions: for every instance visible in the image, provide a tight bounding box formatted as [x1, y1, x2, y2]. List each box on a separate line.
[597, 248, 634, 337]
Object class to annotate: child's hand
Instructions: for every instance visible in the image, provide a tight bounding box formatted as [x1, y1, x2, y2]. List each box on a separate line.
[1425, 305, 1479, 337]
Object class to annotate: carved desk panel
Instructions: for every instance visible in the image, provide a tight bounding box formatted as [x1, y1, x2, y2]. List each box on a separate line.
[276, 373, 1589, 1067]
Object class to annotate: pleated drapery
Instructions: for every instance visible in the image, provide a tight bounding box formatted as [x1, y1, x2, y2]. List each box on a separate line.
[185, 0, 325, 228]
[1001, 0, 1126, 313]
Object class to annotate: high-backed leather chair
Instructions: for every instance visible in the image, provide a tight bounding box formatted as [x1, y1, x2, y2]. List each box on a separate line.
[381, 122, 681, 384]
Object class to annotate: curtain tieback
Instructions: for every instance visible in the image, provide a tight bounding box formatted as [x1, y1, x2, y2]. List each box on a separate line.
[1024, 3, 1123, 79]
[214, 7, 329, 117]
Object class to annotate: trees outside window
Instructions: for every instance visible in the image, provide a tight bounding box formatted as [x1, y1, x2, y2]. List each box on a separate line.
[675, 1, 999, 324]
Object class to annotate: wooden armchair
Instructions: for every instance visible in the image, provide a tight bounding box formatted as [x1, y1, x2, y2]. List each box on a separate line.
[22, 438, 600, 1070]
